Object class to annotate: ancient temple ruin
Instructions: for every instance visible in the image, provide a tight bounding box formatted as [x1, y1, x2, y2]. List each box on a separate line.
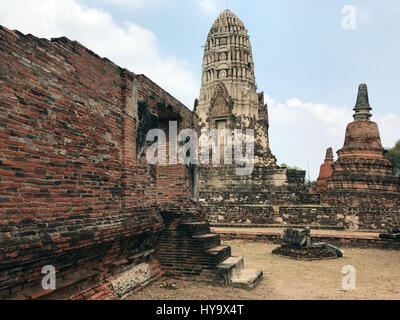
[277, 84, 400, 231]
[195, 10, 311, 224]
[0, 7, 399, 301]
[195, 9, 274, 165]
[317, 84, 400, 207]
[0, 24, 262, 300]
[316, 147, 334, 192]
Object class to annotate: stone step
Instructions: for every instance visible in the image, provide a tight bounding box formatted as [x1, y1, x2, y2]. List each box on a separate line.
[178, 222, 211, 236]
[205, 245, 231, 265]
[216, 256, 244, 285]
[157, 219, 263, 290]
[156, 235, 221, 253]
[192, 233, 221, 250]
[231, 269, 263, 291]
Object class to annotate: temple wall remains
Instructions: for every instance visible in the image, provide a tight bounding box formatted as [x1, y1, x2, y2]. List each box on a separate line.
[0, 26, 197, 299]
[278, 206, 400, 231]
[208, 205, 399, 231]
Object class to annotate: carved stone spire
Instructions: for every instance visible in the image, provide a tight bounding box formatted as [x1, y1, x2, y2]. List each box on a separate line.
[196, 9, 258, 127]
[353, 83, 372, 121]
[196, 9, 276, 166]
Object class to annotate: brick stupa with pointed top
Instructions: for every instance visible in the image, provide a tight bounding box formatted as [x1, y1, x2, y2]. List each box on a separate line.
[319, 84, 400, 207]
[316, 147, 334, 192]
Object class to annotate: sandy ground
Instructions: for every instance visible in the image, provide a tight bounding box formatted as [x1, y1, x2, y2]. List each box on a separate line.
[131, 240, 400, 300]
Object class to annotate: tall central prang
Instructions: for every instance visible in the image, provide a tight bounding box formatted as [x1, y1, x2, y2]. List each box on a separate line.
[195, 9, 275, 165]
[195, 10, 311, 224]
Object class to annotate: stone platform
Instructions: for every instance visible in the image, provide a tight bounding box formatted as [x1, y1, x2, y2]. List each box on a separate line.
[271, 244, 340, 261]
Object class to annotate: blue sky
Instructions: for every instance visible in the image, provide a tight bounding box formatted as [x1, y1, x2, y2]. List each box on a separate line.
[1, 0, 399, 179]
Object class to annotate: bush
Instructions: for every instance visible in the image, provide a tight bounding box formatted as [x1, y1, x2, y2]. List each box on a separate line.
[385, 140, 400, 177]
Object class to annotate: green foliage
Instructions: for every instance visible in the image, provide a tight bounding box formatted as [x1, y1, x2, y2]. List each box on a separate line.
[280, 163, 302, 171]
[307, 180, 317, 190]
[385, 140, 400, 176]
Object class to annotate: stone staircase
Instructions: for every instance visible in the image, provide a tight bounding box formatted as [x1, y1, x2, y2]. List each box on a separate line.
[156, 212, 263, 290]
[216, 256, 262, 290]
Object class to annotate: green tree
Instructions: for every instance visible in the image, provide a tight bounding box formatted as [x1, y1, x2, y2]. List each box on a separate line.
[280, 163, 302, 171]
[385, 140, 400, 177]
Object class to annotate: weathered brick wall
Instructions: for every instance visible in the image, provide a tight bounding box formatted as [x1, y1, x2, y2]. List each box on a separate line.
[279, 206, 400, 231]
[134, 74, 198, 208]
[198, 166, 308, 206]
[199, 165, 317, 224]
[278, 206, 340, 227]
[204, 205, 274, 224]
[207, 204, 399, 231]
[156, 165, 190, 206]
[0, 26, 196, 299]
[321, 188, 400, 208]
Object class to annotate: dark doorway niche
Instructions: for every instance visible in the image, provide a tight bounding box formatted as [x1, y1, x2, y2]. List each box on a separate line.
[136, 101, 158, 159]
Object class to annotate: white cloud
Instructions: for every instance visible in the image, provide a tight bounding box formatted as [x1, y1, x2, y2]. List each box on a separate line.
[95, 0, 220, 15]
[266, 95, 351, 136]
[98, 0, 174, 9]
[266, 96, 400, 180]
[0, 0, 198, 107]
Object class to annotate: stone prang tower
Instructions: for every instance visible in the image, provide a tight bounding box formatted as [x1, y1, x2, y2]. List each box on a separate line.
[195, 10, 311, 223]
[195, 9, 275, 165]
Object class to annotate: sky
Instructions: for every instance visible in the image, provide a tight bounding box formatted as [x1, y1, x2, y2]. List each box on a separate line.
[0, 0, 399, 179]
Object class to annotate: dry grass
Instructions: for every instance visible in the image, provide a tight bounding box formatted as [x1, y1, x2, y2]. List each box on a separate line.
[130, 240, 400, 300]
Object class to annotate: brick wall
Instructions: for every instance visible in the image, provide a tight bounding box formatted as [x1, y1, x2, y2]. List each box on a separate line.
[279, 206, 400, 231]
[0, 25, 196, 299]
[204, 205, 274, 224]
[198, 165, 318, 224]
[198, 165, 308, 206]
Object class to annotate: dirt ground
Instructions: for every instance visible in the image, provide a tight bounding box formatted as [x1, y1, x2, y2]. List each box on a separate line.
[131, 240, 400, 300]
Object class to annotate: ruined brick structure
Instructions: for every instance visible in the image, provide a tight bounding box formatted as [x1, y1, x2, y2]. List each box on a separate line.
[317, 84, 400, 207]
[0, 25, 261, 300]
[290, 84, 400, 231]
[195, 10, 310, 224]
[258, 84, 400, 232]
[277, 206, 400, 231]
[1, 8, 399, 300]
[316, 148, 334, 192]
